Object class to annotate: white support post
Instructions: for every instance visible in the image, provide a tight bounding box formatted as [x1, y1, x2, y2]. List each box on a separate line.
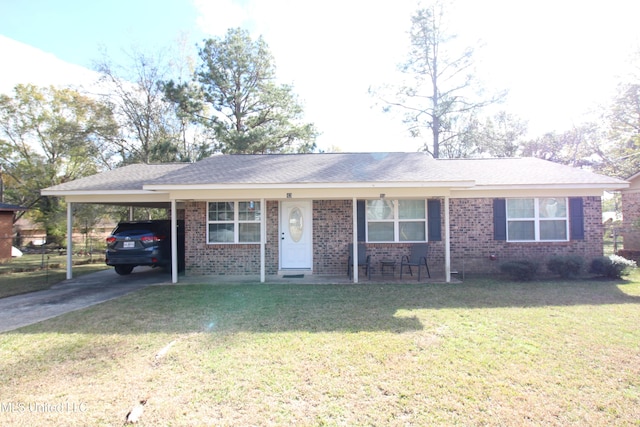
[352, 197, 358, 283]
[171, 200, 178, 284]
[444, 196, 451, 283]
[66, 202, 73, 280]
[260, 198, 266, 283]
[129, 206, 134, 221]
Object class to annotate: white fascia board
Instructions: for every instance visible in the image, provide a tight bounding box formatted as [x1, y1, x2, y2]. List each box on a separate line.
[41, 190, 165, 196]
[451, 183, 629, 192]
[143, 180, 476, 191]
[40, 190, 171, 204]
[450, 184, 629, 199]
[169, 187, 454, 200]
[626, 171, 640, 181]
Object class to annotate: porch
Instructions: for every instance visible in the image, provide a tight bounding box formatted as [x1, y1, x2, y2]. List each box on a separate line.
[177, 270, 460, 285]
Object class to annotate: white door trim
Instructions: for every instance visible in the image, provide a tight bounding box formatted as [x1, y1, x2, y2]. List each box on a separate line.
[279, 200, 313, 270]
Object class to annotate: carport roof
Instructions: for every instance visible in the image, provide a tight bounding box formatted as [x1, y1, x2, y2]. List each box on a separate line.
[42, 163, 190, 193]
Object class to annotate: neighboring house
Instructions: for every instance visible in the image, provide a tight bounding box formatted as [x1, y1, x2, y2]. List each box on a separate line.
[14, 217, 117, 248]
[42, 152, 628, 283]
[0, 203, 26, 260]
[620, 171, 640, 251]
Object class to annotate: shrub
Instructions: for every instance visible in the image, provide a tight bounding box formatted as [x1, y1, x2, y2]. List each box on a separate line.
[546, 255, 584, 278]
[590, 255, 637, 279]
[500, 260, 539, 281]
[616, 249, 640, 264]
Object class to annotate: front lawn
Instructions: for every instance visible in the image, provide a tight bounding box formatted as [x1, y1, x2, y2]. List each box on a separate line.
[1, 274, 639, 426]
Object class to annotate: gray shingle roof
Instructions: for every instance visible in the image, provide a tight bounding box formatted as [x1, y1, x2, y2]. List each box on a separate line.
[439, 157, 625, 186]
[42, 163, 190, 192]
[41, 153, 628, 194]
[146, 152, 449, 185]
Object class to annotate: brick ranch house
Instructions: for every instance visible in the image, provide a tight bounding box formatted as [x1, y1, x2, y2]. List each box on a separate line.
[42, 152, 628, 283]
[0, 203, 26, 260]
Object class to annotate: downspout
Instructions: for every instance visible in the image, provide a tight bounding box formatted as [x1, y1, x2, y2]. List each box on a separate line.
[171, 200, 178, 284]
[66, 202, 73, 280]
[260, 197, 266, 283]
[444, 196, 451, 283]
[352, 197, 358, 283]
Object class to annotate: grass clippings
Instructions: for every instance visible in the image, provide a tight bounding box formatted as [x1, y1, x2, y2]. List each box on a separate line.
[1, 274, 639, 426]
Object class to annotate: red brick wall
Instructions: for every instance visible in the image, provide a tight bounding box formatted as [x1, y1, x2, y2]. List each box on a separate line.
[184, 201, 278, 276]
[183, 197, 602, 277]
[183, 201, 259, 276]
[0, 211, 13, 260]
[313, 200, 353, 275]
[449, 197, 603, 274]
[310, 199, 446, 276]
[621, 191, 640, 251]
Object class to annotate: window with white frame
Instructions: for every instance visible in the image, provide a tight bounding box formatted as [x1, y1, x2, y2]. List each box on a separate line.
[207, 201, 261, 243]
[366, 199, 427, 242]
[506, 198, 568, 241]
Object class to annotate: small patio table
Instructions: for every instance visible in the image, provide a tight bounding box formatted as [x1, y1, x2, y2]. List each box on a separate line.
[380, 259, 396, 277]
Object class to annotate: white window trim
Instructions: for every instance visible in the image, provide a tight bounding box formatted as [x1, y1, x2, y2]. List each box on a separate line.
[506, 197, 569, 242]
[366, 199, 428, 243]
[207, 201, 261, 244]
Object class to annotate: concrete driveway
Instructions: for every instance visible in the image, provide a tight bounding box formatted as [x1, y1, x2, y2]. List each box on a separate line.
[0, 267, 171, 333]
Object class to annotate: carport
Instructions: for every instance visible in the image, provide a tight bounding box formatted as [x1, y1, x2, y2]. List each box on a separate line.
[41, 164, 190, 284]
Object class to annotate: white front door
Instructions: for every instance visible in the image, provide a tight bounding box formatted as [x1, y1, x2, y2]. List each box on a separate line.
[280, 200, 313, 270]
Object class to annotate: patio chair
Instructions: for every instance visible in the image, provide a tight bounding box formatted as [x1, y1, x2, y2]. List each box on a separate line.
[400, 243, 430, 280]
[347, 243, 371, 280]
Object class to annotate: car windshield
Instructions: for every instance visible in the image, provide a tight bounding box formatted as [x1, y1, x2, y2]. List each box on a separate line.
[112, 222, 166, 235]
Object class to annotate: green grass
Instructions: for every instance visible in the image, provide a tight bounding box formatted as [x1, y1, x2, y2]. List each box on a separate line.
[0, 254, 109, 298]
[1, 273, 640, 426]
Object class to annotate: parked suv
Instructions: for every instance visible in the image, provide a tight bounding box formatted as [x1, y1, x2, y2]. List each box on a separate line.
[105, 220, 184, 275]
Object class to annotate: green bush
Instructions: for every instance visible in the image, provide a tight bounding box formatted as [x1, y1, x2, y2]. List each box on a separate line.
[500, 260, 539, 281]
[590, 255, 637, 279]
[547, 255, 584, 278]
[616, 249, 640, 264]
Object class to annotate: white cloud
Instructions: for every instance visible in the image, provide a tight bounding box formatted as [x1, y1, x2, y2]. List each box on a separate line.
[0, 35, 100, 95]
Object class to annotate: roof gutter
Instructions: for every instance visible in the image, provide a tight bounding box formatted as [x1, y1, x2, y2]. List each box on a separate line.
[41, 189, 168, 197]
[457, 182, 630, 191]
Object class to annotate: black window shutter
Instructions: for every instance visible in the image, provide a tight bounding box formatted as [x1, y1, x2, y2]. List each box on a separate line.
[493, 199, 507, 241]
[356, 200, 366, 242]
[569, 197, 584, 240]
[427, 199, 442, 241]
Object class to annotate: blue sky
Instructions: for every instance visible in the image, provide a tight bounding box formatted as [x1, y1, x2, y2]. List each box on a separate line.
[0, 0, 204, 67]
[1, 0, 639, 152]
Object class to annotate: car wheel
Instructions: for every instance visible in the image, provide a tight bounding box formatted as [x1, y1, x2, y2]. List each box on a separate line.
[114, 265, 134, 275]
